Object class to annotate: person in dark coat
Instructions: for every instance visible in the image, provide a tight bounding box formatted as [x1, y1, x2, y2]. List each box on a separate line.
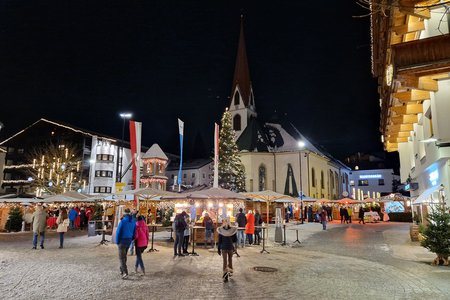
[235, 208, 247, 247]
[79, 207, 87, 230]
[307, 206, 313, 222]
[217, 218, 237, 282]
[254, 210, 262, 245]
[358, 206, 365, 224]
[339, 207, 345, 224]
[173, 211, 188, 256]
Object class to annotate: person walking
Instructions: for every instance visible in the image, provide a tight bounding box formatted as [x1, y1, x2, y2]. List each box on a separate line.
[182, 215, 191, 254]
[31, 203, 48, 249]
[115, 208, 136, 279]
[339, 206, 345, 224]
[320, 206, 328, 230]
[173, 211, 187, 256]
[56, 207, 70, 249]
[254, 210, 262, 245]
[235, 208, 247, 247]
[68, 207, 77, 230]
[217, 218, 237, 283]
[347, 206, 353, 223]
[202, 213, 214, 248]
[134, 215, 149, 275]
[343, 207, 350, 224]
[245, 210, 255, 245]
[129, 209, 138, 256]
[358, 206, 365, 224]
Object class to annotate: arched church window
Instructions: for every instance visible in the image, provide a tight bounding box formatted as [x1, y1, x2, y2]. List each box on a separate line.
[311, 168, 316, 188]
[321, 171, 324, 189]
[234, 91, 240, 105]
[233, 114, 241, 131]
[258, 165, 266, 191]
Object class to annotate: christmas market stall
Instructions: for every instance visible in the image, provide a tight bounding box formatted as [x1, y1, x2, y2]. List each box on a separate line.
[242, 190, 297, 223]
[160, 187, 250, 243]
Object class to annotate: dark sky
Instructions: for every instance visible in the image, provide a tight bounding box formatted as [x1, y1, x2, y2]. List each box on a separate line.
[0, 0, 384, 161]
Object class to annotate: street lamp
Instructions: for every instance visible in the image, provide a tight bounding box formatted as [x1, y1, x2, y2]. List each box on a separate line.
[118, 112, 133, 182]
[298, 140, 305, 224]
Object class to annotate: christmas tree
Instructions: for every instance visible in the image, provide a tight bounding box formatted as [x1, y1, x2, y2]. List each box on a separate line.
[218, 109, 246, 192]
[421, 205, 450, 265]
[6, 206, 23, 232]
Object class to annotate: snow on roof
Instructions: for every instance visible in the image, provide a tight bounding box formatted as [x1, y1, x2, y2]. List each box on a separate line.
[142, 143, 168, 160]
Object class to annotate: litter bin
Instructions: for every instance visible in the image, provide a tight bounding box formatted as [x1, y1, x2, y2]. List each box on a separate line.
[88, 221, 96, 237]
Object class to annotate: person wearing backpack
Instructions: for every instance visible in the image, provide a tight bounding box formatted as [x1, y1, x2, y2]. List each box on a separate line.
[134, 215, 149, 275]
[173, 211, 187, 257]
[218, 218, 237, 282]
[202, 213, 214, 248]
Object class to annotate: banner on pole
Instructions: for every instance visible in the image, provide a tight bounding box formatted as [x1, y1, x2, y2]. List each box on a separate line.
[213, 123, 219, 188]
[129, 120, 142, 207]
[177, 119, 184, 189]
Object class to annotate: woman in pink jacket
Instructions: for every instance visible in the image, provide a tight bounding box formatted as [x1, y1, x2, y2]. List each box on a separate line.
[134, 215, 149, 274]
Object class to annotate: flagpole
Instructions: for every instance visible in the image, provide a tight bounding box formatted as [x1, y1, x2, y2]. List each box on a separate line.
[213, 123, 219, 188]
[177, 119, 184, 192]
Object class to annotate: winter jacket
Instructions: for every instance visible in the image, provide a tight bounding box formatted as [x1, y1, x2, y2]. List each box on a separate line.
[173, 214, 187, 233]
[217, 226, 237, 251]
[236, 212, 247, 227]
[202, 216, 214, 230]
[56, 216, 69, 233]
[245, 213, 255, 234]
[68, 208, 77, 221]
[134, 220, 149, 248]
[32, 209, 47, 233]
[115, 214, 136, 246]
[358, 209, 365, 219]
[254, 213, 262, 232]
[184, 216, 190, 236]
[320, 210, 328, 222]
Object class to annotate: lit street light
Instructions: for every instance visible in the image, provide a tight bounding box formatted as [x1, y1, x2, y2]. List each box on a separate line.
[118, 112, 133, 182]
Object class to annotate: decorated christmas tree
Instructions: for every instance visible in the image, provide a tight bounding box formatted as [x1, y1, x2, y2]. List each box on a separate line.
[6, 206, 23, 232]
[421, 205, 450, 265]
[218, 109, 246, 192]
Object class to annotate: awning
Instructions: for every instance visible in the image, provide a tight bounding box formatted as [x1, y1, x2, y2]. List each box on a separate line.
[413, 184, 443, 205]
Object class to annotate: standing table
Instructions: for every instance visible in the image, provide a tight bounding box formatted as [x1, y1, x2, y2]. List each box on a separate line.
[190, 225, 204, 256]
[256, 225, 269, 254]
[147, 224, 162, 252]
[288, 225, 303, 244]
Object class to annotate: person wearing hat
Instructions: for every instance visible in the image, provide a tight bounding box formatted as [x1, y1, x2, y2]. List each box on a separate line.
[217, 218, 237, 282]
[31, 203, 48, 249]
[115, 208, 136, 279]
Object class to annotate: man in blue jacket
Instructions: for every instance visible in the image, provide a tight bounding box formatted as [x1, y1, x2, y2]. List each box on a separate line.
[115, 208, 136, 279]
[68, 207, 77, 229]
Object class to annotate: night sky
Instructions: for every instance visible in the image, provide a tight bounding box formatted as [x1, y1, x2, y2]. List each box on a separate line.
[0, 1, 385, 161]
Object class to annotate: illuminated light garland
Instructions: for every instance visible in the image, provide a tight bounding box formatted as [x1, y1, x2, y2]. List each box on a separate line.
[3, 180, 31, 184]
[4, 164, 34, 169]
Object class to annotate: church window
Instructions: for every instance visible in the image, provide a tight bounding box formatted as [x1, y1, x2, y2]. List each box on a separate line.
[311, 168, 316, 188]
[330, 171, 334, 189]
[321, 171, 324, 189]
[233, 114, 241, 131]
[234, 91, 240, 105]
[258, 165, 266, 191]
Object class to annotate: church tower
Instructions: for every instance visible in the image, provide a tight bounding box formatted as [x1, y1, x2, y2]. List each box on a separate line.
[229, 16, 257, 139]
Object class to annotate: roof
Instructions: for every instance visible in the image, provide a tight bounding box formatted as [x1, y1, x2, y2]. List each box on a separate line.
[166, 158, 213, 171]
[236, 117, 350, 170]
[231, 16, 252, 107]
[142, 143, 168, 160]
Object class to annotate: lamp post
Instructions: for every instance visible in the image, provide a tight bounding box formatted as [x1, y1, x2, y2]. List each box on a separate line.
[118, 112, 132, 182]
[298, 141, 305, 224]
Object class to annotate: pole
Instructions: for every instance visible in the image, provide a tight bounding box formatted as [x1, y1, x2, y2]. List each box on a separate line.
[299, 151, 304, 224]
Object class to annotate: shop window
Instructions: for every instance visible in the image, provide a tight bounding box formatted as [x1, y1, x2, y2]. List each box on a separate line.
[378, 179, 385, 186]
[358, 180, 369, 186]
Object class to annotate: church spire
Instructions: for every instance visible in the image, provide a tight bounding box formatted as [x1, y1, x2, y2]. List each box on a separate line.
[231, 15, 253, 107]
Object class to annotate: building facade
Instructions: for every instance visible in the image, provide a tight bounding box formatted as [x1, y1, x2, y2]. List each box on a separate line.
[370, 1, 450, 203]
[348, 169, 399, 198]
[166, 158, 213, 190]
[0, 119, 139, 195]
[229, 18, 351, 199]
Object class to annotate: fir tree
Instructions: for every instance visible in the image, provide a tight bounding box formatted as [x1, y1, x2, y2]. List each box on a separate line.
[6, 206, 23, 232]
[421, 205, 450, 265]
[218, 109, 246, 192]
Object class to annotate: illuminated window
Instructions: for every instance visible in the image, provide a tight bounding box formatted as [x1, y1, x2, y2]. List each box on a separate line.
[378, 179, 385, 186]
[358, 180, 369, 186]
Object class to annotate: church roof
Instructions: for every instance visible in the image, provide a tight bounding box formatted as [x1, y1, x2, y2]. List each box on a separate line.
[231, 16, 252, 107]
[142, 143, 168, 160]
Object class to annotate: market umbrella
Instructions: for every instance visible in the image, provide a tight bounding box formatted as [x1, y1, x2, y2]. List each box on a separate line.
[334, 198, 360, 205]
[361, 198, 377, 204]
[61, 191, 90, 200]
[40, 194, 83, 203]
[242, 190, 296, 224]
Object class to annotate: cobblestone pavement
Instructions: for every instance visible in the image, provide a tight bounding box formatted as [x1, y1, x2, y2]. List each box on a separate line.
[1, 222, 449, 300]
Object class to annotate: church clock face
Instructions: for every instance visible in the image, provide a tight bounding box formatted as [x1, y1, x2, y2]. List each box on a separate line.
[385, 64, 393, 87]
